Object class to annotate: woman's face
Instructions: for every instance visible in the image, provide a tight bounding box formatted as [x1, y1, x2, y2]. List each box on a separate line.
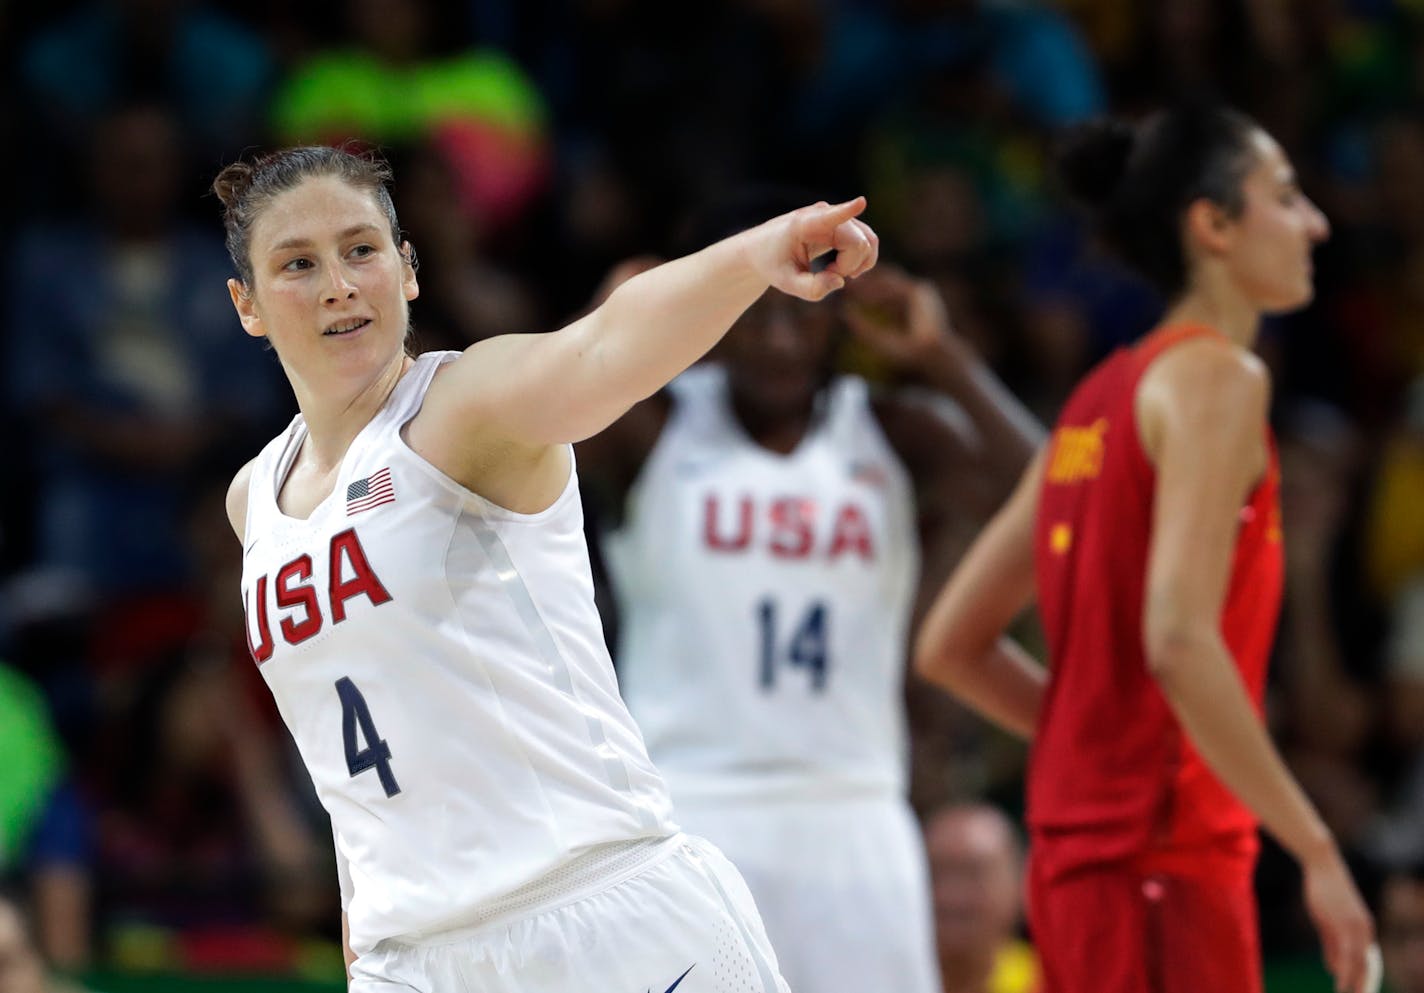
[719, 291, 838, 423]
[1218, 130, 1330, 314]
[229, 175, 418, 389]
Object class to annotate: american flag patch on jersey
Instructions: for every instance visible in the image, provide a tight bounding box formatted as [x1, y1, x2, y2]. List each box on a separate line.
[849, 460, 889, 488]
[346, 468, 395, 516]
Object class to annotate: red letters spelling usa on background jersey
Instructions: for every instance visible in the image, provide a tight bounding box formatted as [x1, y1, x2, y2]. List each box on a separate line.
[1029, 324, 1283, 880]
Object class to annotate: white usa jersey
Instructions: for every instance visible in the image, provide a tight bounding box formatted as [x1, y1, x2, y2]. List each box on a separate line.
[240, 352, 676, 955]
[602, 364, 920, 804]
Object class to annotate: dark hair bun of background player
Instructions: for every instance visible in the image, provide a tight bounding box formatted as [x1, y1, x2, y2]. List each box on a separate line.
[1054, 118, 1136, 211]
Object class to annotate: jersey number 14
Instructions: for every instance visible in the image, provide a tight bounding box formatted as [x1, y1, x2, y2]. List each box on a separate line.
[757, 598, 830, 692]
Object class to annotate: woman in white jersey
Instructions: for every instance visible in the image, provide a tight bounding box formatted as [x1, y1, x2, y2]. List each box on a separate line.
[212, 146, 877, 993]
[578, 191, 1041, 993]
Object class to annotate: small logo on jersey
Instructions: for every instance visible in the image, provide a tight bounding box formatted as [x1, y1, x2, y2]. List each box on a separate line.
[849, 460, 888, 488]
[649, 964, 695, 993]
[1047, 418, 1108, 484]
[347, 468, 395, 516]
[674, 458, 721, 478]
[1049, 522, 1072, 555]
[1239, 504, 1284, 543]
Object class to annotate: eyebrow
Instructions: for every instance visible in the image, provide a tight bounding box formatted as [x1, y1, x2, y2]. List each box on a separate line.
[269, 223, 381, 255]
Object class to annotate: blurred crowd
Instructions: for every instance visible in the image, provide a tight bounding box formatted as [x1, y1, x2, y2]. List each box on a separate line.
[3, 0, 1424, 989]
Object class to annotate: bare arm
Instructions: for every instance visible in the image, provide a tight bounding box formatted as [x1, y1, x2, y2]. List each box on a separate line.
[874, 394, 988, 627]
[857, 267, 1045, 622]
[418, 198, 875, 441]
[843, 265, 1043, 500]
[1139, 342, 1321, 854]
[574, 393, 671, 528]
[913, 451, 1049, 738]
[342, 912, 355, 984]
[31, 864, 91, 970]
[225, 458, 256, 543]
[570, 254, 679, 522]
[1137, 339, 1374, 993]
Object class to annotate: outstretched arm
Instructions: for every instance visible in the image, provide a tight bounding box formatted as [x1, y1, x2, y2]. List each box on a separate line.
[426, 198, 876, 447]
[408, 199, 877, 510]
[572, 257, 674, 526]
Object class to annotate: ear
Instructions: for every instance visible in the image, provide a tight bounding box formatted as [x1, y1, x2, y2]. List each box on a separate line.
[1182, 197, 1235, 257]
[227, 278, 266, 339]
[400, 240, 420, 302]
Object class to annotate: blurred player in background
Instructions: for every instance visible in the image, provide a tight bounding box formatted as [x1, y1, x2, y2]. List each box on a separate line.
[214, 146, 878, 992]
[580, 190, 1040, 993]
[914, 105, 1376, 993]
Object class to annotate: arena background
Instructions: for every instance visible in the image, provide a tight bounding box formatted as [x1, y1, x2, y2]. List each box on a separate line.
[2, 1, 1423, 990]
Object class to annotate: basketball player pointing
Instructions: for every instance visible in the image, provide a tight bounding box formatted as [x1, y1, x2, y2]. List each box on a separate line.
[214, 146, 875, 993]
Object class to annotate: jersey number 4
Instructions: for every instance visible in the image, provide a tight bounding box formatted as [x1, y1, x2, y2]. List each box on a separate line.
[757, 598, 830, 692]
[336, 677, 401, 797]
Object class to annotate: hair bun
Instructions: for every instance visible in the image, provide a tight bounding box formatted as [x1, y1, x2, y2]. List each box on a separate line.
[211, 161, 256, 211]
[1054, 118, 1136, 210]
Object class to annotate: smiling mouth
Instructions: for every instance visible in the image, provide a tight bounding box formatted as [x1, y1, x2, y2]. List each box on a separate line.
[324, 318, 372, 336]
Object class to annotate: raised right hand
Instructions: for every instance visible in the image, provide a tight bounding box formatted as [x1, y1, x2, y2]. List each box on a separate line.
[750, 197, 879, 301]
[840, 264, 974, 374]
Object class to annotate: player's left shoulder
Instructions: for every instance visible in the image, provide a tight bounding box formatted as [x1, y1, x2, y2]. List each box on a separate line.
[226, 456, 259, 544]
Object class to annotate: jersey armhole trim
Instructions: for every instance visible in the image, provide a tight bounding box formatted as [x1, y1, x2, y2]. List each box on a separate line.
[396, 353, 580, 523]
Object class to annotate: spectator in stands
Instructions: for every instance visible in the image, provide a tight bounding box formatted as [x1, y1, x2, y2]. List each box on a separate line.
[272, 0, 550, 234]
[1381, 867, 1424, 993]
[5, 103, 286, 596]
[924, 802, 1038, 993]
[0, 664, 92, 973]
[0, 893, 91, 993]
[19, 0, 273, 196]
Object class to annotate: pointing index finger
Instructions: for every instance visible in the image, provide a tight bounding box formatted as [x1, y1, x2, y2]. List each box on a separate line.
[819, 195, 867, 225]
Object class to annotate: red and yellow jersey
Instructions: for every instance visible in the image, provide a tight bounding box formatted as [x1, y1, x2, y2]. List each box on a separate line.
[1028, 325, 1283, 878]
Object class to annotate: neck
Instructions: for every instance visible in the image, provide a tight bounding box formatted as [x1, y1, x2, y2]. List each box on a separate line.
[290, 353, 413, 469]
[729, 389, 816, 455]
[1161, 272, 1262, 349]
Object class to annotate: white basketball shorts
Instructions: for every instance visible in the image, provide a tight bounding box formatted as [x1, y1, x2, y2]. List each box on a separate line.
[673, 794, 942, 993]
[348, 834, 792, 993]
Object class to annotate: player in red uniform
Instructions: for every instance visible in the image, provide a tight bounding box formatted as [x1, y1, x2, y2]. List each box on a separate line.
[914, 106, 1376, 993]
